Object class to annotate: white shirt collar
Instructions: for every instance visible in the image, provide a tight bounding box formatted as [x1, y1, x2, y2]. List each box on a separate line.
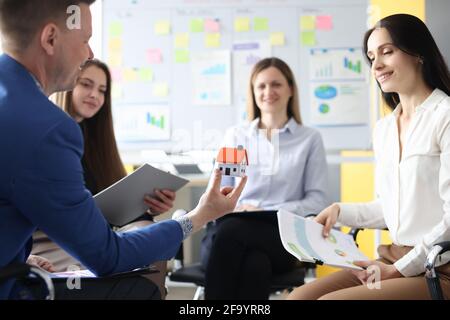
[392, 88, 447, 117]
[247, 117, 299, 136]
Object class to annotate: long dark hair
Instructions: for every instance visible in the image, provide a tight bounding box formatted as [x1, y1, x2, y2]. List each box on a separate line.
[363, 14, 450, 109]
[246, 57, 302, 124]
[63, 59, 126, 193]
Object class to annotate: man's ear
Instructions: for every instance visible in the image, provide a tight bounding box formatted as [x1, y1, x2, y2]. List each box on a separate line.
[40, 23, 59, 56]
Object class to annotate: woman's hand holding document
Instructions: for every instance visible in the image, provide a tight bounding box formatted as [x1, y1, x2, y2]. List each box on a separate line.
[277, 209, 369, 270]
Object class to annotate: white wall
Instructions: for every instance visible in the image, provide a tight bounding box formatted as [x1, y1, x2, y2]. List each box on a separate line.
[90, 0, 103, 58]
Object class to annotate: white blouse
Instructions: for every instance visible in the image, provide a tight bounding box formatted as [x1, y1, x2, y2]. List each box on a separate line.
[220, 118, 329, 216]
[338, 89, 450, 277]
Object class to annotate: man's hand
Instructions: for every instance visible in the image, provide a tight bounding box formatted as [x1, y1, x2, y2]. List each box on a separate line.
[26, 254, 55, 273]
[144, 189, 176, 216]
[187, 169, 247, 233]
[235, 204, 261, 212]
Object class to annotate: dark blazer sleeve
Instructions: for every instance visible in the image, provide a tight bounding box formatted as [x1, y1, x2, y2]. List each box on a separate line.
[11, 117, 183, 276]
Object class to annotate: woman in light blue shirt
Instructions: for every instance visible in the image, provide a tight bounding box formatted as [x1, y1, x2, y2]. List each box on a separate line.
[201, 57, 330, 299]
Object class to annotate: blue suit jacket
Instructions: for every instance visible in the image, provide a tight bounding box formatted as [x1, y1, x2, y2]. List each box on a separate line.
[0, 54, 183, 299]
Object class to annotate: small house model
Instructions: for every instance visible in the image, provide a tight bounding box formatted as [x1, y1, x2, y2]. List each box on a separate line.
[216, 145, 248, 177]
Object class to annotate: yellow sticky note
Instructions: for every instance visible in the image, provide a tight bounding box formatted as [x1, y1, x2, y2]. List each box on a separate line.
[124, 69, 138, 82]
[190, 18, 204, 33]
[300, 15, 316, 30]
[139, 68, 153, 82]
[301, 31, 316, 46]
[108, 52, 122, 67]
[270, 32, 285, 46]
[155, 20, 171, 35]
[153, 82, 169, 97]
[175, 33, 189, 48]
[174, 50, 190, 63]
[111, 83, 123, 100]
[234, 17, 250, 32]
[254, 17, 269, 31]
[108, 38, 122, 52]
[205, 33, 221, 48]
[109, 22, 123, 37]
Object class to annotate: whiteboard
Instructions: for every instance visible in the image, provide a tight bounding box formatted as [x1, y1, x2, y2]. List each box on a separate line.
[102, 0, 371, 154]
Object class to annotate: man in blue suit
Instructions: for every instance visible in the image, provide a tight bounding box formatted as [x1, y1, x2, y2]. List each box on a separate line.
[0, 0, 246, 299]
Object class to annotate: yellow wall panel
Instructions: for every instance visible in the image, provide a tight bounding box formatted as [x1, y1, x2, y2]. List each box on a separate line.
[341, 162, 375, 203]
[369, 0, 425, 26]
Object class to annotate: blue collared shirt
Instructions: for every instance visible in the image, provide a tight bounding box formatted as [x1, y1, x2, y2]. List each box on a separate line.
[221, 117, 330, 216]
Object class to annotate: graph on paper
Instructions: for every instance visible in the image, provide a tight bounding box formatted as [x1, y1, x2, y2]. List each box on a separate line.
[114, 105, 170, 141]
[309, 47, 366, 81]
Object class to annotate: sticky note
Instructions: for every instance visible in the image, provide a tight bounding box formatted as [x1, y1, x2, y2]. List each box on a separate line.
[110, 68, 123, 82]
[234, 17, 250, 32]
[111, 84, 123, 100]
[205, 18, 220, 33]
[124, 69, 138, 82]
[108, 38, 122, 52]
[175, 33, 189, 48]
[139, 68, 153, 82]
[153, 82, 169, 97]
[175, 49, 190, 63]
[270, 32, 285, 46]
[301, 31, 316, 46]
[205, 33, 221, 48]
[155, 20, 171, 35]
[316, 15, 333, 30]
[147, 49, 163, 64]
[108, 52, 122, 67]
[109, 22, 123, 37]
[254, 17, 269, 31]
[300, 15, 316, 30]
[190, 18, 204, 33]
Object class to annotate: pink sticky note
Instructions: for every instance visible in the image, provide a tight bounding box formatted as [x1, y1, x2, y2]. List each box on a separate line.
[110, 68, 123, 81]
[205, 18, 220, 33]
[147, 49, 163, 64]
[316, 15, 332, 30]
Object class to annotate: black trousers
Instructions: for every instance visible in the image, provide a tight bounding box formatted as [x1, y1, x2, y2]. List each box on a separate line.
[14, 275, 161, 300]
[203, 214, 297, 300]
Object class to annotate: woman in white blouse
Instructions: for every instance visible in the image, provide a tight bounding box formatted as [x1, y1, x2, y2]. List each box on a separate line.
[202, 57, 329, 299]
[288, 13, 450, 300]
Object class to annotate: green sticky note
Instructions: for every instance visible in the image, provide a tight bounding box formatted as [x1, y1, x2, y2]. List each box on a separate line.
[109, 22, 123, 37]
[254, 17, 269, 31]
[139, 68, 153, 82]
[175, 49, 190, 63]
[190, 18, 204, 33]
[300, 15, 316, 30]
[301, 31, 316, 46]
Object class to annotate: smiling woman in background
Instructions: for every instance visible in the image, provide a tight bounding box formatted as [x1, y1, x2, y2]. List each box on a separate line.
[202, 57, 329, 300]
[288, 14, 450, 300]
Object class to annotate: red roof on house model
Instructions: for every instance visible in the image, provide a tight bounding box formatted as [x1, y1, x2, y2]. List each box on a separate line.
[217, 146, 248, 165]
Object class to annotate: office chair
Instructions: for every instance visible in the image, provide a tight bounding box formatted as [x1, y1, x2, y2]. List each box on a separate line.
[0, 263, 54, 300]
[168, 242, 307, 300]
[351, 229, 449, 300]
[168, 209, 307, 299]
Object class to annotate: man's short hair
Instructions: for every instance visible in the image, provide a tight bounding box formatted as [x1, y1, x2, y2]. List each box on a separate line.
[0, 0, 96, 51]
